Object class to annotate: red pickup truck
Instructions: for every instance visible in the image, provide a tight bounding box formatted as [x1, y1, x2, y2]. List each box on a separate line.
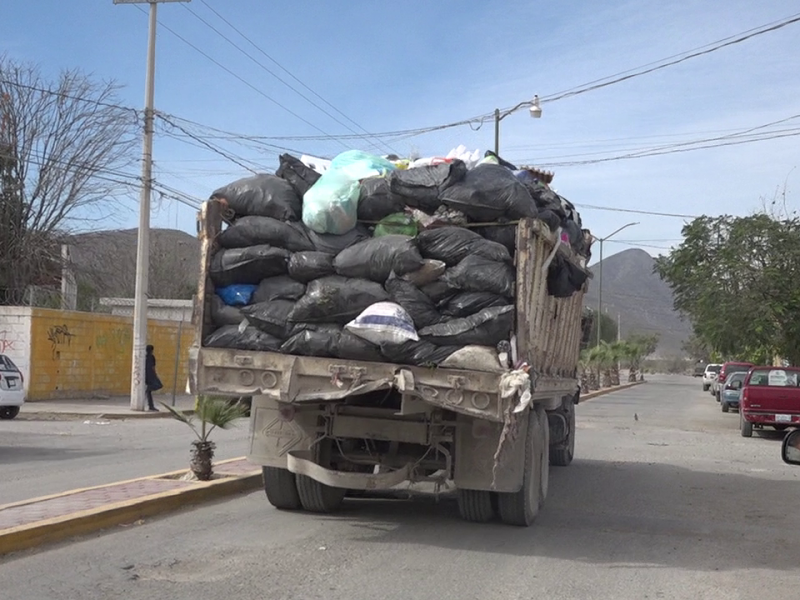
[740, 366, 800, 438]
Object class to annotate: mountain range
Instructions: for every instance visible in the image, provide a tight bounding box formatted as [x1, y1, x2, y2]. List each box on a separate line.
[583, 248, 691, 357]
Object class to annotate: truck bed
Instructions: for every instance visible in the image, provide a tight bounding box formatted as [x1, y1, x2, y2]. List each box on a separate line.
[190, 200, 588, 419]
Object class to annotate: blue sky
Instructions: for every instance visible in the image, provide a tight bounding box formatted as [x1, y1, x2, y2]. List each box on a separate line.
[3, 0, 800, 260]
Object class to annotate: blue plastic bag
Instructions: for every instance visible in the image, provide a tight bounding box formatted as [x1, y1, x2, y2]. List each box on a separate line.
[329, 150, 396, 180]
[216, 284, 258, 307]
[302, 169, 360, 235]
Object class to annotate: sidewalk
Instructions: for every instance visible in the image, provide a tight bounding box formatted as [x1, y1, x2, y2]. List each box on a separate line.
[19, 394, 197, 420]
[0, 457, 262, 556]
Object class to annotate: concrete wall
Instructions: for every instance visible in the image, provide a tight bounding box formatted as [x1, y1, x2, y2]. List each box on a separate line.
[0, 307, 33, 389]
[26, 308, 193, 401]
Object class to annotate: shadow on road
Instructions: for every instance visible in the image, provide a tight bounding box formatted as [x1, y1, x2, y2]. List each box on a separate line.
[318, 457, 800, 572]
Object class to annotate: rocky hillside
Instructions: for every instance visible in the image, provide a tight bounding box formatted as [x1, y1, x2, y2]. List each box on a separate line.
[583, 248, 690, 356]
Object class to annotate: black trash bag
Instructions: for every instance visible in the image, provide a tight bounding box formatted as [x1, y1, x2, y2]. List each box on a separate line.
[441, 291, 511, 318]
[547, 255, 589, 298]
[241, 300, 296, 339]
[357, 177, 405, 222]
[528, 184, 566, 216]
[252, 276, 306, 304]
[211, 173, 301, 220]
[306, 224, 371, 255]
[537, 209, 563, 233]
[288, 251, 335, 283]
[204, 324, 282, 352]
[379, 339, 459, 367]
[337, 330, 384, 362]
[217, 216, 313, 252]
[385, 277, 442, 329]
[483, 150, 518, 171]
[209, 245, 290, 287]
[276, 153, 320, 198]
[210, 294, 245, 327]
[420, 280, 458, 304]
[442, 255, 515, 297]
[289, 276, 390, 324]
[475, 224, 517, 254]
[418, 305, 515, 346]
[562, 219, 586, 254]
[333, 235, 424, 282]
[416, 226, 511, 266]
[280, 324, 341, 357]
[388, 160, 467, 213]
[440, 164, 536, 222]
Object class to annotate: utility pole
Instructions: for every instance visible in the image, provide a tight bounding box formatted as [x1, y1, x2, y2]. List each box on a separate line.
[593, 222, 639, 346]
[115, 0, 190, 411]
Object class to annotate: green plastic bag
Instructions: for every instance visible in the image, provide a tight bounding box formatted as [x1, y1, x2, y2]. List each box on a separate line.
[374, 213, 418, 237]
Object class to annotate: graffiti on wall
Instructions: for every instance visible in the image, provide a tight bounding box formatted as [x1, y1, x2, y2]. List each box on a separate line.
[95, 327, 131, 349]
[0, 331, 16, 353]
[47, 324, 75, 359]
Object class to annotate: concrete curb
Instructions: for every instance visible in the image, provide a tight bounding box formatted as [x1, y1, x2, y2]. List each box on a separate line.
[17, 409, 195, 422]
[0, 458, 261, 556]
[580, 380, 646, 402]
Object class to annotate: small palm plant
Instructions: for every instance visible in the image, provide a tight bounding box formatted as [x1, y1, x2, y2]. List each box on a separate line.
[162, 396, 248, 481]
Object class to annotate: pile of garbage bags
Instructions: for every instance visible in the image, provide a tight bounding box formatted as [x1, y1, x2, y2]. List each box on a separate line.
[205, 148, 590, 370]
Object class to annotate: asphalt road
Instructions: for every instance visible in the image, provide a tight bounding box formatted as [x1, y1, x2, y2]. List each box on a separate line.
[2, 375, 800, 600]
[0, 416, 250, 504]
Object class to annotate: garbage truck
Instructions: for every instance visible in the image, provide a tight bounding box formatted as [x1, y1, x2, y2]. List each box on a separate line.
[189, 154, 591, 526]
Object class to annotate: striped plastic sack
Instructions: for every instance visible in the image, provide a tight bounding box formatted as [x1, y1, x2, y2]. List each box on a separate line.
[345, 302, 419, 346]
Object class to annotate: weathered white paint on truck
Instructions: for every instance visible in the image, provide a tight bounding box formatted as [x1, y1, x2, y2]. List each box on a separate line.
[190, 200, 589, 526]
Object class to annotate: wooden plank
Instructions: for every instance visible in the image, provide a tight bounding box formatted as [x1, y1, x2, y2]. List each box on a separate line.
[196, 201, 223, 343]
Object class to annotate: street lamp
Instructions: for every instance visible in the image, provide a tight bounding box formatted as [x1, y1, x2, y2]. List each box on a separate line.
[593, 222, 639, 346]
[494, 95, 541, 155]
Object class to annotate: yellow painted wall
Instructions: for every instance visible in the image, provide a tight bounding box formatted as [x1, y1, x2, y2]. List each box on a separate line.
[28, 309, 193, 401]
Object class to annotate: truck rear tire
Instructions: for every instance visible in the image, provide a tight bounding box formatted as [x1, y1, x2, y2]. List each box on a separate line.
[498, 406, 548, 527]
[457, 489, 495, 523]
[262, 467, 301, 510]
[740, 413, 753, 438]
[550, 398, 575, 467]
[296, 475, 346, 513]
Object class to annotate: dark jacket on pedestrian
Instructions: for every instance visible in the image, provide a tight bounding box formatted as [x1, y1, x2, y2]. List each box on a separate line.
[145, 345, 162, 391]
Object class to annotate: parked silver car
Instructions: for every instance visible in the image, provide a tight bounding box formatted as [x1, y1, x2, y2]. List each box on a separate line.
[702, 364, 721, 392]
[0, 354, 25, 420]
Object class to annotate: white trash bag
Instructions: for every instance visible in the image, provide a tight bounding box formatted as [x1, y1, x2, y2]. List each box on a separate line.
[345, 302, 419, 346]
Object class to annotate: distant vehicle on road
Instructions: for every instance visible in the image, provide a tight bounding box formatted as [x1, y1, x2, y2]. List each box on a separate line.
[714, 361, 754, 402]
[0, 354, 25, 420]
[693, 362, 707, 378]
[702, 364, 721, 392]
[740, 366, 800, 438]
[720, 371, 746, 413]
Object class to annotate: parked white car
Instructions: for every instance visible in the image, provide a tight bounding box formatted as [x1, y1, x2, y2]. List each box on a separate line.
[0, 354, 25, 420]
[702, 364, 722, 392]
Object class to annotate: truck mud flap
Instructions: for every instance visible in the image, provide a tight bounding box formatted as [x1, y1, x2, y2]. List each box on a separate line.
[287, 450, 412, 491]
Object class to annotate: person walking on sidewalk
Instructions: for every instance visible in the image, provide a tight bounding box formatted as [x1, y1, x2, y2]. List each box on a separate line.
[145, 345, 163, 412]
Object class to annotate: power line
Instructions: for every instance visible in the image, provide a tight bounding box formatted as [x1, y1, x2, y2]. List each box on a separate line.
[0, 77, 140, 119]
[130, 4, 348, 151]
[539, 12, 800, 104]
[535, 128, 800, 167]
[575, 204, 699, 219]
[187, 1, 397, 155]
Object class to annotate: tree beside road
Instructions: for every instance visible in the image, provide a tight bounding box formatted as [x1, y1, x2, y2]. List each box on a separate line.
[657, 211, 800, 365]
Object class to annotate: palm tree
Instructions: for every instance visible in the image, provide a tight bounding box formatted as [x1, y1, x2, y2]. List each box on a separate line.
[162, 396, 249, 481]
[585, 345, 607, 390]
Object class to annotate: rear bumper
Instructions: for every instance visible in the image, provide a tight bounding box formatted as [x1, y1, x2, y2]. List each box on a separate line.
[0, 390, 25, 407]
[742, 411, 800, 425]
